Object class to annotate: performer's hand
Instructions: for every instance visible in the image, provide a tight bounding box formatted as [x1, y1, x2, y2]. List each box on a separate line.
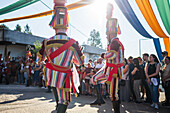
[101, 53, 105, 58]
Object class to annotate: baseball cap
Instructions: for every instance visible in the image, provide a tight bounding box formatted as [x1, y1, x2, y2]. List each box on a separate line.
[161, 51, 168, 55]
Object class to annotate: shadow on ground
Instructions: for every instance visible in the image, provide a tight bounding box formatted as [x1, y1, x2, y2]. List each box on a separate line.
[0, 84, 170, 113]
[0, 84, 54, 105]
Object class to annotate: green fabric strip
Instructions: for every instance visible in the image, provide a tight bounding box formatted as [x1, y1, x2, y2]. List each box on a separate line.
[155, 0, 170, 35]
[0, 0, 40, 15]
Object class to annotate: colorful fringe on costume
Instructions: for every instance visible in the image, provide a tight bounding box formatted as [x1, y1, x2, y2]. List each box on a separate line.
[56, 88, 71, 105]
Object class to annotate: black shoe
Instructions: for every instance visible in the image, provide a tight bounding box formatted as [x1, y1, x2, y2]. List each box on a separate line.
[55, 104, 58, 111]
[57, 104, 67, 113]
[162, 102, 170, 106]
[90, 98, 105, 106]
[112, 101, 120, 113]
[144, 100, 148, 103]
[46, 86, 51, 93]
[100, 98, 105, 104]
[135, 101, 142, 103]
[90, 99, 101, 105]
[85, 93, 89, 96]
[103, 95, 106, 99]
[144, 100, 152, 104]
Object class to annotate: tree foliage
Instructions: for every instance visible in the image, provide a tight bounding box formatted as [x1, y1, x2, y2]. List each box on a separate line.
[0, 24, 10, 29]
[87, 29, 102, 48]
[32, 41, 42, 53]
[14, 24, 21, 32]
[24, 24, 32, 34]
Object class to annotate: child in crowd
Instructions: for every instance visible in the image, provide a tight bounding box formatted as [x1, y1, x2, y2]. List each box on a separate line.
[89, 70, 96, 96]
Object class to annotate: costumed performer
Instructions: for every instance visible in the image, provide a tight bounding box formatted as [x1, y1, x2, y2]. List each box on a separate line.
[36, 0, 84, 113]
[90, 3, 124, 113]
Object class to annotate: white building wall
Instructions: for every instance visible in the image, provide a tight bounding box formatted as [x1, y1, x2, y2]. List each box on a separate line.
[84, 53, 89, 64]
[0, 45, 5, 60]
[7, 45, 26, 58]
[90, 54, 100, 62]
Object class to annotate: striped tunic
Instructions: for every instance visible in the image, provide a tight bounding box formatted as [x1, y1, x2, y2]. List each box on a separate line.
[105, 38, 124, 79]
[92, 37, 124, 84]
[37, 33, 83, 89]
[92, 37, 124, 101]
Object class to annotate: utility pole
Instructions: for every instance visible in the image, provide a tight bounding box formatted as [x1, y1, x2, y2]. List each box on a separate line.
[139, 39, 149, 57]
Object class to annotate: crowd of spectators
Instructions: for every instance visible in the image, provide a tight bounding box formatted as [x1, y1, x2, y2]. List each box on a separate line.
[76, 51, 170, 110]
[78, 58, 106, 96]
[119, 51, 170, 110]
[0, 51, 170, 110]
[0, 54, 47, 90]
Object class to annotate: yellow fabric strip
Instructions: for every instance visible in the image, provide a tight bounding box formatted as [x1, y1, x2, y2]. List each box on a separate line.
[135, 0, 170, 55]
[135, 0, 168, 38]
[66, 0, 94, 10]
[43, 66, 48, 87]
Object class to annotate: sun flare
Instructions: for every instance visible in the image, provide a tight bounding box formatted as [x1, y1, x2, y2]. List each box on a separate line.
[90, 0, 115, 17]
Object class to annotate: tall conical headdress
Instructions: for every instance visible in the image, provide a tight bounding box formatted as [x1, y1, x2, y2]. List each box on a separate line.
[106, 3, 121, 36]
[49, 0, 68, 31]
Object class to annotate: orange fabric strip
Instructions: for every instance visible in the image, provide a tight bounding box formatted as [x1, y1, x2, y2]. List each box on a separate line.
[135, 0, 170, 55]
[0, 10, 53, 23]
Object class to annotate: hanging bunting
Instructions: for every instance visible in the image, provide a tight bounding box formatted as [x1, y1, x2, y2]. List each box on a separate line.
[0, 0, 95, 23]
[0, 0, 40, 15]
[135, 0, 170, 56]
[115, 0, 163, 60]
[0, 0, 166, 59]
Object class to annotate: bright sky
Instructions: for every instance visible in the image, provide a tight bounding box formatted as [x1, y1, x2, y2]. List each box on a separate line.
[0, 0, 167, 59]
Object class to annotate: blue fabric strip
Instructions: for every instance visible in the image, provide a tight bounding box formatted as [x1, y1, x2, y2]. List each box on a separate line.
[115, 0, 163, 60]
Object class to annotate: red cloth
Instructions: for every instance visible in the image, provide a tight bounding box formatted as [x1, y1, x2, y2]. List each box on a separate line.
[46, 62, 77, 94]
[48, 38, 76, 61]
[46, 38, 77, 94]
[106, 62, 123, 82]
